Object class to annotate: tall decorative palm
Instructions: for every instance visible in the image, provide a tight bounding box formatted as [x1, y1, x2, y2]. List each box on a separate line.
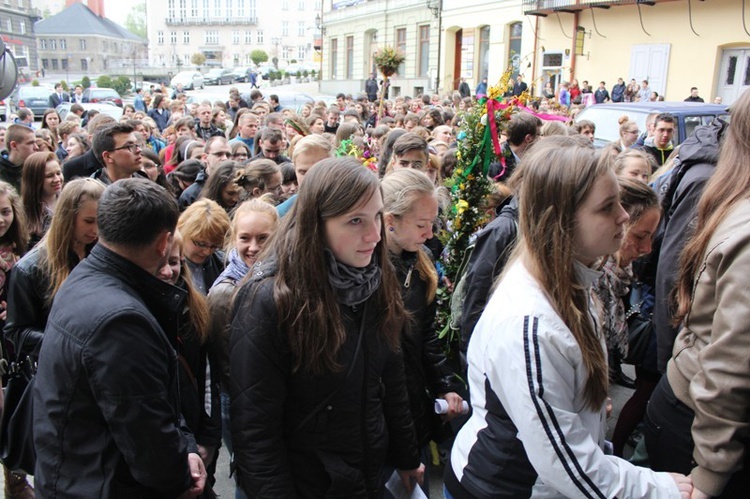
[373, 47, 405, 121]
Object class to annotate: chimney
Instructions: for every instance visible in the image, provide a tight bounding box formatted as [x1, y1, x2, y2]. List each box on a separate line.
[65, 0, 105, 17]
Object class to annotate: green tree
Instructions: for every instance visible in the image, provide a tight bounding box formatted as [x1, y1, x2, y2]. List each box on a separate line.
[112, 76, 131, 95]
[125, 2, 147, 39]
[250, 49, 268, 66]
[191, 52, 206, 68]
[81, 76, 91, 89]
[97, 75, 113, 89]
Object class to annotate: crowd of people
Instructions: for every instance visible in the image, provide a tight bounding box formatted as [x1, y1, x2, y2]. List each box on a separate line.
[0, 77, 745, 499]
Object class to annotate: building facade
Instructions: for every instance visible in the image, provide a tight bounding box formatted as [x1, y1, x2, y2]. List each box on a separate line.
[1, 0, 42, 74]
[440, 0, 534, 95]
[147, 0, 321, 71]
[524, 0, 749, 105]
[34, 3, 147, 74]
[320, 0, 438, 98]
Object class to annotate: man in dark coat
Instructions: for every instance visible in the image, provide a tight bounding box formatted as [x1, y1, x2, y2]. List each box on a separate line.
[458, 78, 471, 98]
[33, 179, 206, 498]
[365, 73, 379, 102]
[47, 83, 69, 108]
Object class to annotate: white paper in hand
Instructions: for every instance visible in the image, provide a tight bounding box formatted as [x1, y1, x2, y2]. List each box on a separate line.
[384, 470, 428, 499]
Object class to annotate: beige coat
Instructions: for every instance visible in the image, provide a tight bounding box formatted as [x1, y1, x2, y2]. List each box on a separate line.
[667, 198, 750, 497]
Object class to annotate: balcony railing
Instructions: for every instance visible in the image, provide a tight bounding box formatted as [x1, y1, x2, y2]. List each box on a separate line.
[165, 17, 258, 26]
[523, 0, 677, 16]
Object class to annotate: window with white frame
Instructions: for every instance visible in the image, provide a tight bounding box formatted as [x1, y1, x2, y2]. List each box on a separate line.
[184, 54, 190, 65]
[40, 39, 46, 50]
[80, 39, 86, 50]
[298, 0, 304, 10]
[257, 30, 264, 43]
[168, 0, 175, 18]
[183, 31, 190, 43]
[245, 54, 252, 65]
[170, 31, 177, 44]
[314, 0, 321, 10]
[249, 0, 256, 19]
[282, 0, 288, 10]
[282, 21, 288, 36]
[179, 0, 186, 18]
[298, 21, 305, 37]
[157, 31, 164, 44]
[202, 0, 209, 17]
[232, 31, 240, 44]
[60, 39, 66, 50]
[6, 18, 11, 33]
[81, 58, 88, 70]
[282, 46, 290, 59]
[213, 0, 220, 16]
[20, 20, 25, 35]
[298, 45, 305, 60]
[50, 39, 57, 50]
[238, 0, 245, 16]
[227, 0, 233, 16]
[245, 31, 252, 43]
[205, 30, 219, 45]
[191, 0, 199, 16]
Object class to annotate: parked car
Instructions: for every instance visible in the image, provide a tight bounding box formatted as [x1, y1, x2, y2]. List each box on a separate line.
[8, 85, 53, 119]
[204, 68, 235, 85]
[56, 102, 123, 122]
[231, 67, 252, 83]
[82, 87, 123, 108]
[575, 102, 730, 148]
[0, 98, 8, 122]
[257, 66, 274, 80]
[171, 71, 205, 91]
[267, 90, 316, 112]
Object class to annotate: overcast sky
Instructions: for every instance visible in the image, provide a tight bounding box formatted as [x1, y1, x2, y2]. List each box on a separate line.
[103, 0, 142, 28]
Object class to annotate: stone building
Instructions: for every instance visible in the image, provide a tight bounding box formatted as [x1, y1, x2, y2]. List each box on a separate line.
[0, 0, 42, 75]
[34, 2, 147, 74]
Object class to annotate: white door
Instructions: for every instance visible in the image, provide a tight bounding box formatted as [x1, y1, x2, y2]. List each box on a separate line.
[629, 44, 671, 97]
[717, 48, 750, 106]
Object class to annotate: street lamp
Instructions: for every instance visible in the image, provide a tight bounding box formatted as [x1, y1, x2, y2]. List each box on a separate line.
[314, 13, 325, 89]
[271, 37, 281, 68]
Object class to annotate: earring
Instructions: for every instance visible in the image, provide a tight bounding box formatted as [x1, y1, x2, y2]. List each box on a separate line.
[388, 227, 394, 232]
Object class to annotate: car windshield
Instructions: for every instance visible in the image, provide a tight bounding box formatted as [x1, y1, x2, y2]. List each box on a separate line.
[576, 108, 651, 144]
[207, 69, 223, 75]
[96, 89, 119, 97]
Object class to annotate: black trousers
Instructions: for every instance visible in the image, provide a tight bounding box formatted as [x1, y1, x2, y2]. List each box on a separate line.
[644, 376, 749, 498]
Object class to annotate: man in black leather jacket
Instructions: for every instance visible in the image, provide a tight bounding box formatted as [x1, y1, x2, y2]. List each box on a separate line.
[33, 179, 206, 498]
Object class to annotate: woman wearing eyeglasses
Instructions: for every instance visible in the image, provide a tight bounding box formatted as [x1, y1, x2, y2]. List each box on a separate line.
[177, 198, 230, 295]
[619, 116, 640, 149]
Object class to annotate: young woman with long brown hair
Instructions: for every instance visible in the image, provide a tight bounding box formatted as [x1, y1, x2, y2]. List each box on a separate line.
[644, 88, 750, 499]
[229, 157, 423, 497]
[21, 151, 63, 248]
[446, 136, 691, 498]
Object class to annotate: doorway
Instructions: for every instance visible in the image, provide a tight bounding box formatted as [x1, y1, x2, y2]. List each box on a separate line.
[717, 47, 750, 106]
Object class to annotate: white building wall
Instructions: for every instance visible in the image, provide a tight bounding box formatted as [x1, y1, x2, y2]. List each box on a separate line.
[321, 0, 437, 98]
[147, 0, 319, 71]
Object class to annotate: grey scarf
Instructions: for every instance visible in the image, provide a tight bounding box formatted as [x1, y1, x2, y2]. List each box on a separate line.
[324, 249, 381, 306]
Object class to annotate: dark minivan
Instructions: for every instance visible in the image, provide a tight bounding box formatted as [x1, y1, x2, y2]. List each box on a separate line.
[575, 102, 730, 148]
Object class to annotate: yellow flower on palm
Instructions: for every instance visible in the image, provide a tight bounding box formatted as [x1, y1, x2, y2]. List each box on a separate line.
[456, 199, 469, 214]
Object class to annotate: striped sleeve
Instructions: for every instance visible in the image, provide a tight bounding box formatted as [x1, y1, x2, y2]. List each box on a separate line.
[486, 314, 681, 499]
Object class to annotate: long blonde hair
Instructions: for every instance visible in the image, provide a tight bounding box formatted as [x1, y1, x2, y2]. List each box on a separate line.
[172, 230, 210, 343]
[381, 168, 438, 302]
[41, 178, 106, 301]
[674, 88, 750, 325]
[510, 136, 609, 410]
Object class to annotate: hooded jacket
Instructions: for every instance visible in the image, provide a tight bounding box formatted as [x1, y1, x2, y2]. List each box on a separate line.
[650, 118, 727, 372]
[0, 150, 23, 193]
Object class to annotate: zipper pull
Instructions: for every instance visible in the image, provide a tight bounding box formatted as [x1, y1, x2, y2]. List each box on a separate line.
[404, 267, 413, 288]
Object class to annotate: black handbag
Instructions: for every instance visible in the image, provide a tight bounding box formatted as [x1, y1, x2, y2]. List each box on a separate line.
[623, 298, 653, 366]
[0, 354, 37, 475]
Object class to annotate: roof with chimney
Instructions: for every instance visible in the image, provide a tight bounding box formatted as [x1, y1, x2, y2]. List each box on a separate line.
[34, 3, 146, 42]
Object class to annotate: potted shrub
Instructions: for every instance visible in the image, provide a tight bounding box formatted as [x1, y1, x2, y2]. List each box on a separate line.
[373, 46, 406, 119]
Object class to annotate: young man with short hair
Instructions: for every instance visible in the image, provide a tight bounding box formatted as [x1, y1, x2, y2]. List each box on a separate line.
[34, 178, 207, 499]
[249, 127, 290, 164]
[231, 112, 259, 151]
[92, 123, 145, 185]
[0, 124, 37, 191]
[640, 113, 675, 168]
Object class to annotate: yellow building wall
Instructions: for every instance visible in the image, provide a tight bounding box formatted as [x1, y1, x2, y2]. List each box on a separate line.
[533, 0, 747, 101]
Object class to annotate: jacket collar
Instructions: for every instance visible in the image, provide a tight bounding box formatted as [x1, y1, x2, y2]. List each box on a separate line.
[87, 243, 187, 321]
